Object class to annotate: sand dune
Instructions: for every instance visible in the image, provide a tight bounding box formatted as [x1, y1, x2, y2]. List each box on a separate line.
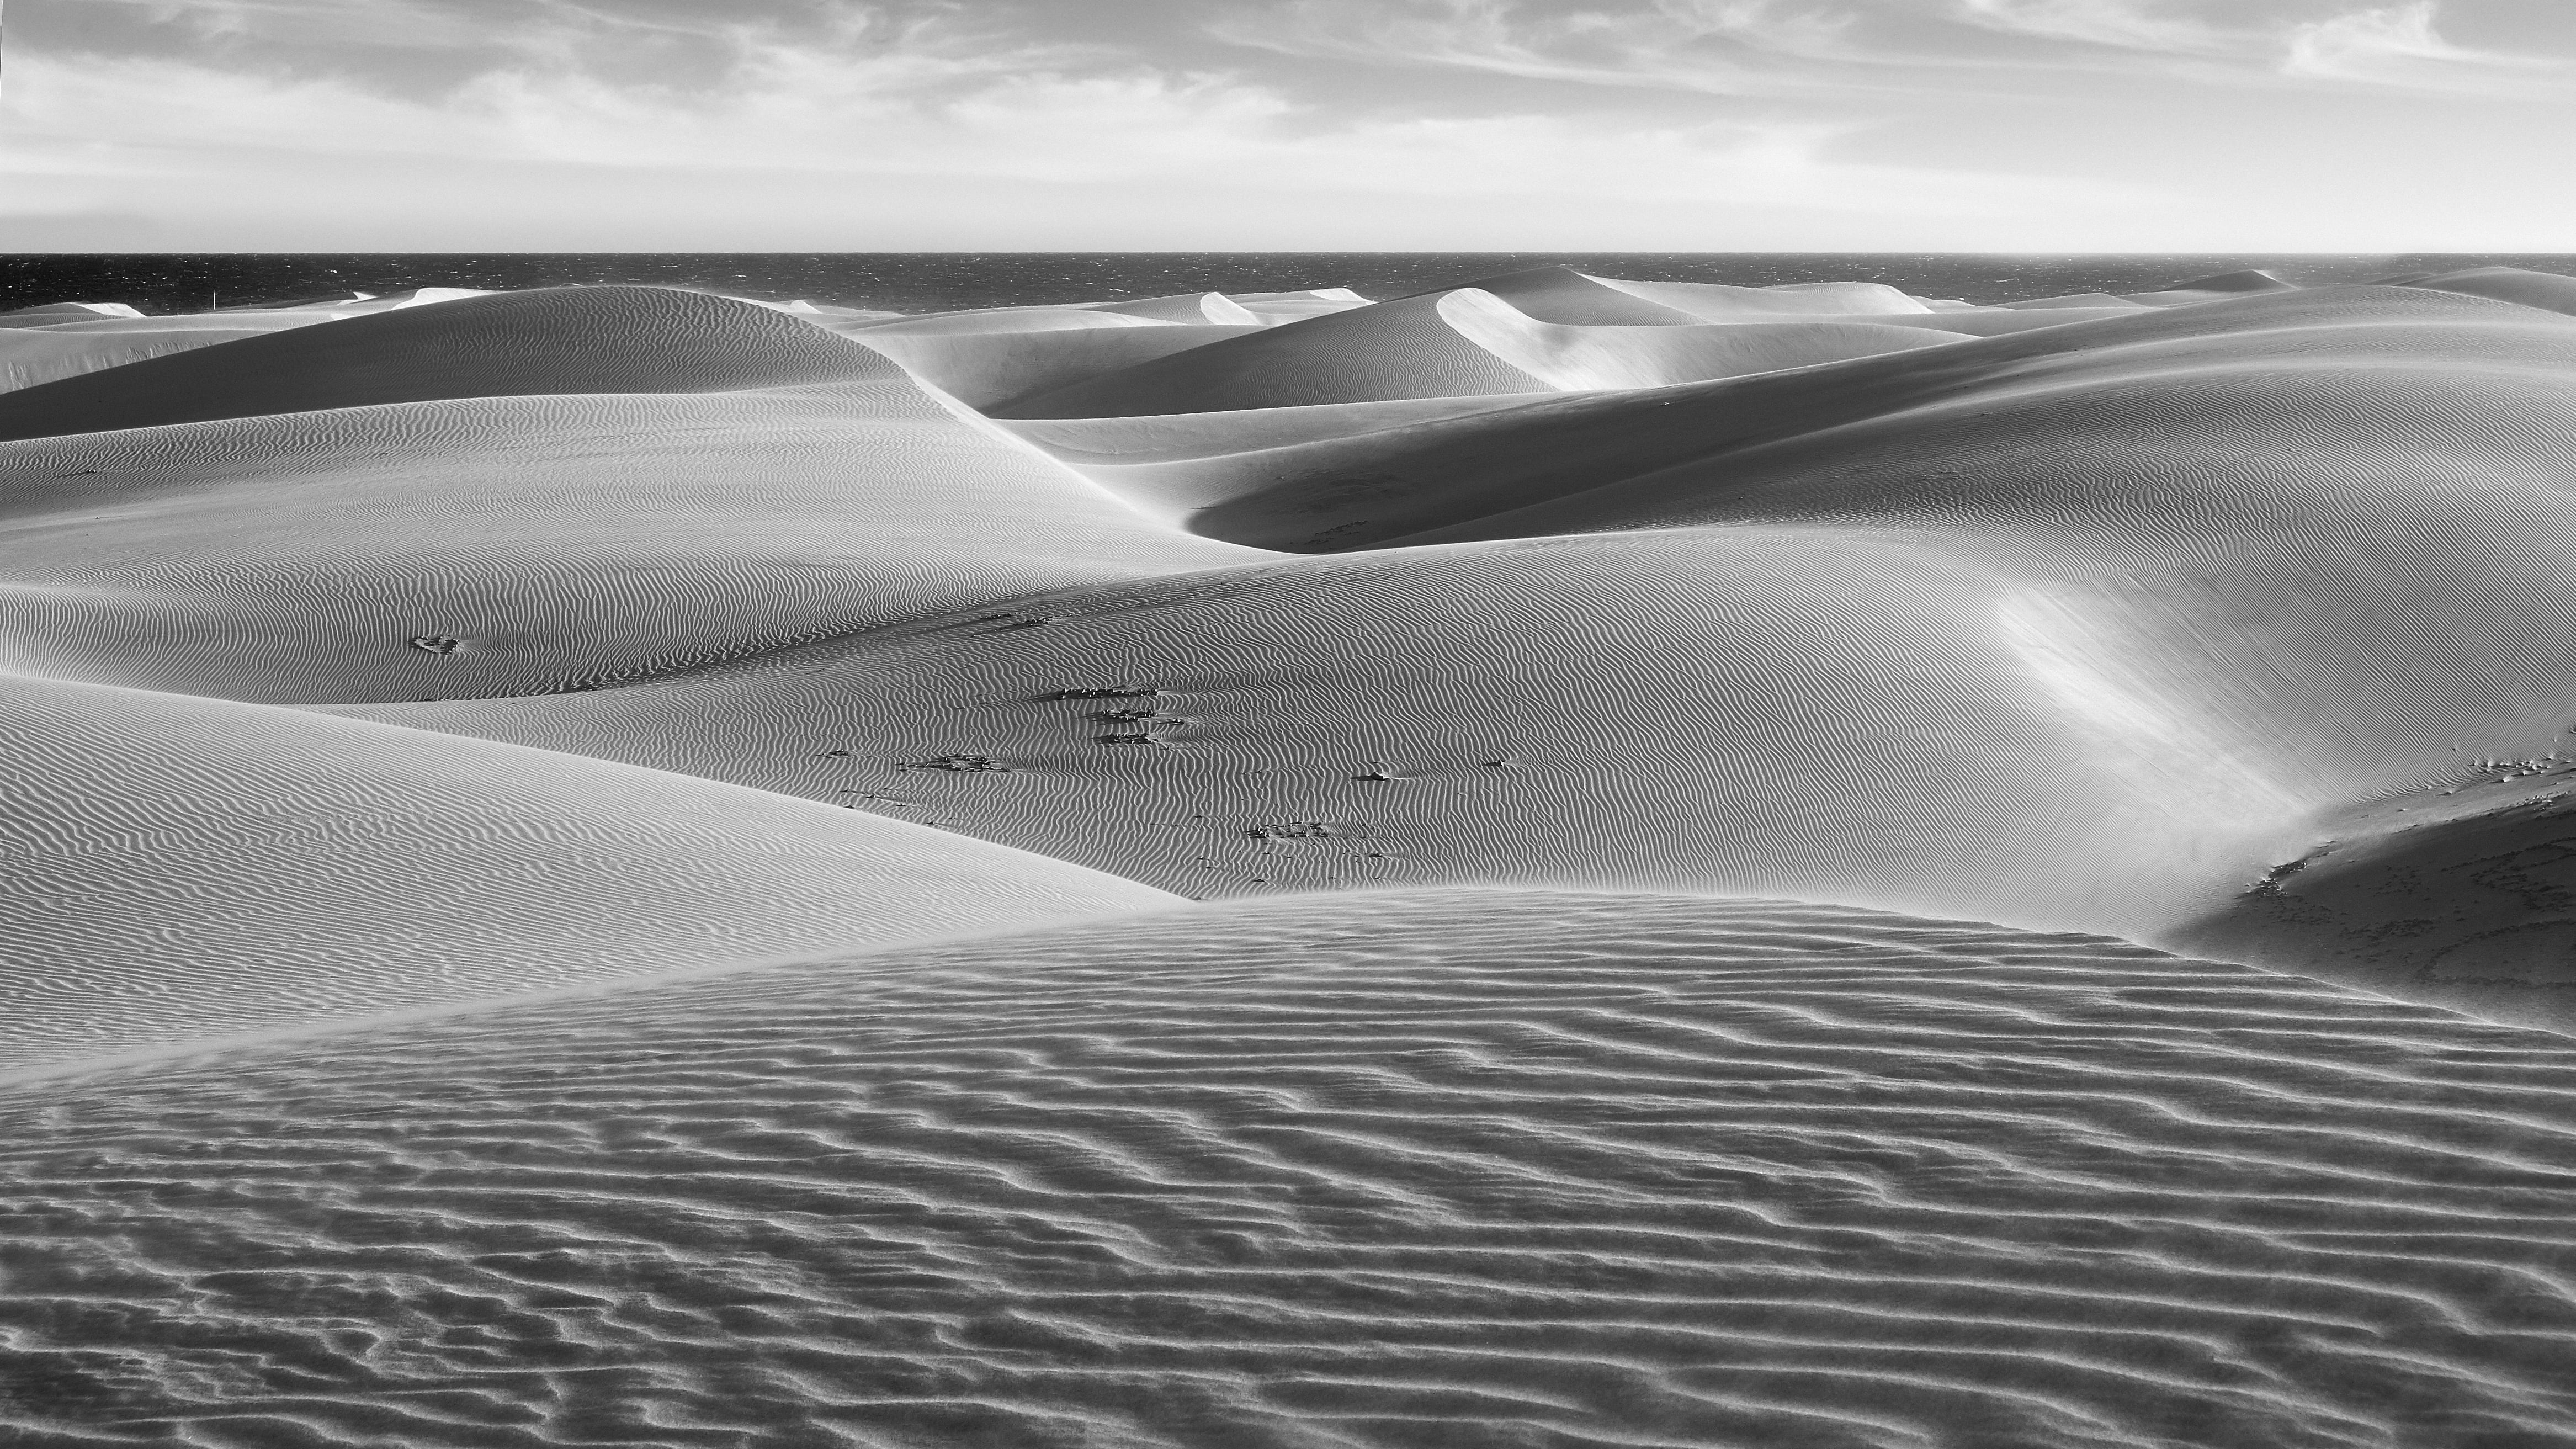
[337, 526, 2311, 946]
[1436, 286, 1970, 390]
[1225, 285, 1373, 323]
[11, 264, 2576, 1442]
[992, 289, 1552, 418]
[6, 890, 2571, 1446]
[0, 301, 147, 326]
[2117, 268, 2301, 306]
[985, 268, 1970, 419]
[1415, 264, 1715, 324]
[0, 285, 908, 443]
[0, 672, 1170, 1074]
[828, 303, 1174, 338]
[0, 298, 1255, 704]
[2398, 264, 2576, 315]
[2176, 778, 2576, 1023]
[853, 321, 1267, 410]
[1592, 273, 1937, 319]
[1081, 289, 1262, 324]
[1037, 284, 2576, 557]
[0, 310, 344, 393]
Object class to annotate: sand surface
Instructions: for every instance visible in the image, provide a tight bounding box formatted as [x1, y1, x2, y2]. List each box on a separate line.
[8, 265, 2576, 1443]
[6, 890, 2573, 1446]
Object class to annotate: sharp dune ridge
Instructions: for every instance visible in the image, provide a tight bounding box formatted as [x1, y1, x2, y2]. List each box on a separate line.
[7, 263, 2576, 1445]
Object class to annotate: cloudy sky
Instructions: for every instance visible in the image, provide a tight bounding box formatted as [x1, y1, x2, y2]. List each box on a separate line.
[6, 0, 2570, 251]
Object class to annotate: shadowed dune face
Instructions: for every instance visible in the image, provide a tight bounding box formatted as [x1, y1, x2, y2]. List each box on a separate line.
[0, 673, 1175, 1073]
[2175, 785, 2576, 1024]
[4, 890, 2573, 1446]
[1085, 285, 2576, 553]
[0, 312, 346, 394]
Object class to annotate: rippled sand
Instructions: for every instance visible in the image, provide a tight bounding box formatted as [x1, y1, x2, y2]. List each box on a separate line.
[8, 891, 2575, 1447]
[7, 266, 2576, 1443]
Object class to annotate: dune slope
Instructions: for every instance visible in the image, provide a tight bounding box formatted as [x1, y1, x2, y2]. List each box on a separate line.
[0, 672, 1173, 1074]
[4, 889, 2570, 1447]
[339, 527, 2312, 944]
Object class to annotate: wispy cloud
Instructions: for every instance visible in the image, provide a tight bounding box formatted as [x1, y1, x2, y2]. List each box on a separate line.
[2281, 2, 2562, 91]
[1216, 0, 2564, 98]
[1207, 0, 1864, 97]
[1950, 0, 2232, 54]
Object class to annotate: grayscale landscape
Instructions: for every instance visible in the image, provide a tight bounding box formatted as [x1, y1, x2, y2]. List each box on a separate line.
[4, 1, 2574, 1446]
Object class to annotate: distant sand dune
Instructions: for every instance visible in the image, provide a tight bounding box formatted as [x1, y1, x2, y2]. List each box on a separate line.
[991, 290, 1551, 418]
[0, 317, 1257, 704]
[0, 285, 900, 443]
[0, 311, 345, 394]
[855, 321, 1267, 410]
[1437, 286, 1970, 390]
[5, 890, 2570, 1445]
[2397, 264, 2576, 315]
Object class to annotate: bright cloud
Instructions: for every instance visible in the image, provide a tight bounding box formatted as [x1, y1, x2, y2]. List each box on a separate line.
[2282, 2, 2563, 89]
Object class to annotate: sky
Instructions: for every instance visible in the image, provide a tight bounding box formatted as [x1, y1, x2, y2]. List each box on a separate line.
[4, 0, 2572, 251]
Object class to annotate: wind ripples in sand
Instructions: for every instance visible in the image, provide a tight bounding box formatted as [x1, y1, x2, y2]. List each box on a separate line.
[5, 891, 2574, 1448]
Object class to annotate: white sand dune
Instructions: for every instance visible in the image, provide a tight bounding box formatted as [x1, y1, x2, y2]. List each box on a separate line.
[5, 890, 2571, 1446]
[1419, 264, 1717, 324]
[0, 301, 147, 326]
[0, 672, 1171, 1074]
[12, 264, 2576, 1442]
[1589, 273, 1937, 320]
[1081, 289, 1262, 324]
[1225, 285, 1373, 323]
[1437, 286, 1972, 390]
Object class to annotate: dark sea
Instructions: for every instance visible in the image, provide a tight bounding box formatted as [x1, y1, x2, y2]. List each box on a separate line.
[6, 253, 2573, 316]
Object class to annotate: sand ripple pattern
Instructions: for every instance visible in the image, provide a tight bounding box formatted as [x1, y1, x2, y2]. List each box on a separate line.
[6, 890, 2574, 1448]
